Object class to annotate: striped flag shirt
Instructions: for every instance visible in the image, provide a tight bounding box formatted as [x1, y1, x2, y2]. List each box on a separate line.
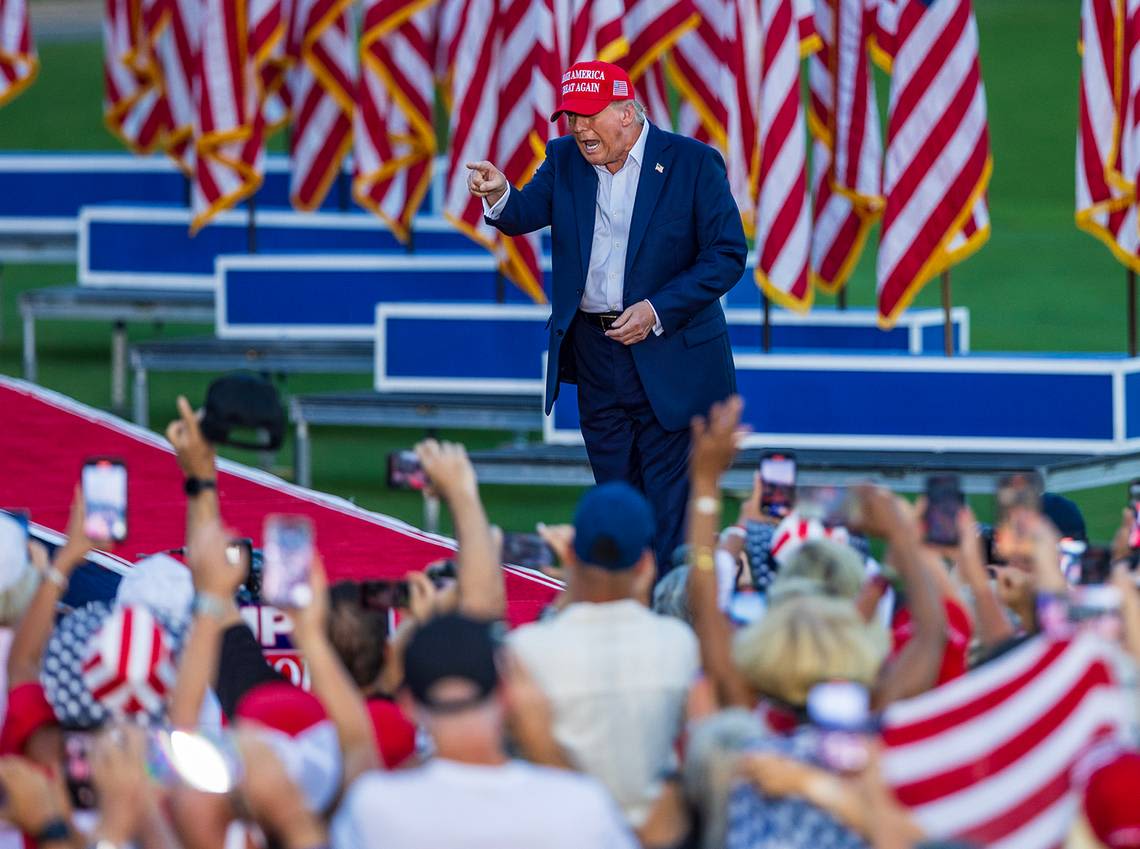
[0, 0, 36, 107]
[882, 634, 1129, 849]
[873, 0, 991, 327]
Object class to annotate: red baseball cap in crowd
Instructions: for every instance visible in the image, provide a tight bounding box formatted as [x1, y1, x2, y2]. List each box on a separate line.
[1084, 751, 1140, 848]
[550, 61, 634, 122]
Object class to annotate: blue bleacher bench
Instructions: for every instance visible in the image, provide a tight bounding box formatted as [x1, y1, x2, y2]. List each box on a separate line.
[545, 352, 1140, 453]
[217, 254, 547, 339]
[373, 303, 970, 393]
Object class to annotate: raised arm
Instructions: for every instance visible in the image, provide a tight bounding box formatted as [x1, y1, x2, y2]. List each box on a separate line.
[8, 489, 92, 687]
[416, 439, 505, 621]
[685, 396, 754, 709]
[165, 395, 220, 543]
[477, 150, 557, 237]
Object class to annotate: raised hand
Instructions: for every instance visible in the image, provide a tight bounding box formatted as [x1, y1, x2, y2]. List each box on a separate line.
[689, 395, 745, 486]
[465, 160, 508, 205]
[165, 395, 216, 480]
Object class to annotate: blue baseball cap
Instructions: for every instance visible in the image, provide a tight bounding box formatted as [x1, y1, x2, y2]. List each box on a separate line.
[573, 482, 655, 571]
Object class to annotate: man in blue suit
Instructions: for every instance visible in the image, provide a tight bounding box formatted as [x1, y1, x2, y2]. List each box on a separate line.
[467, 60, 747, 574]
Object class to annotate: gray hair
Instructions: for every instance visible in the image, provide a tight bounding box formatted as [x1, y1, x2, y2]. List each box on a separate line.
[652, 565, 691, 623]
[608, 99, 646, 125]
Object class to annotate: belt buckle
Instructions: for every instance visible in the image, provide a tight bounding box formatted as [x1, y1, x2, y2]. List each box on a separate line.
[599, 313, 619, 332]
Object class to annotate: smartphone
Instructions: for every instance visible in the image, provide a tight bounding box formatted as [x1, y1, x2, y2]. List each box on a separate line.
[424, 559, 457, 588]
[1038, 586, 1123, 642]
[387, 450, 427, 491]
[759, 451, 796, 519]
[924, 475, 963, 546]
[226, 537, 255, 592]
[806, 681, 875, 774]
[360, 579, 411, 610]
[501, 532, 557, 571]
[81, 458, 128, 542]
[796, 485, 855, 528]
[261, 515, 314, 608]
[1128, 479, 1140, 550]
[63, 731, 98, 810]
[1078, 544, 1113, 586]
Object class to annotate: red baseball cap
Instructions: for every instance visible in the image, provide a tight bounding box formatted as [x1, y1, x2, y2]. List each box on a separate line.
[1085, 751, 1140, 848]
[550, 61, 634, 122]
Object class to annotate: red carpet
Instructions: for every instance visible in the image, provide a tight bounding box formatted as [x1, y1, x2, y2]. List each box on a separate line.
[0, 377, 560, 625]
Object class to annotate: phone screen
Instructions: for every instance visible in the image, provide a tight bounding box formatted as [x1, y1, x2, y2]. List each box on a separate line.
[924, 475, 963, 546]
[63, 731, 97, 810]
[501, 532, 556, 571]
[759, 453, 796, 519]
[796, 485, 852, 527]
[387, 450, 427, 491]
[82, 459, 128, 542]
[261, 516, 314, 608]
[1128, 480, 1140, 549]
[226, 538, 255, 595]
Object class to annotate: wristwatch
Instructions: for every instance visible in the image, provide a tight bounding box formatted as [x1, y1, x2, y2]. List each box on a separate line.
[192, 592, 230, 620]
[184, 477, 217, 497]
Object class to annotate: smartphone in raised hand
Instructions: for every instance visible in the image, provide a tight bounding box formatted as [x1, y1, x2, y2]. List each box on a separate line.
[924, 474, 964, 547]
[261, 515, 314, 608]
[759, 451, 796, 519]
[81, 457, 128, 542]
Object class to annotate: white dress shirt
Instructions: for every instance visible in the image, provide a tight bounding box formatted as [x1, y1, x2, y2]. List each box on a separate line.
[484, 121, 662, 333]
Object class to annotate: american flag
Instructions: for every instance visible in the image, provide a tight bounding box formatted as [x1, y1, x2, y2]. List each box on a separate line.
[808, 0, 883, 293]
[192, 0, 285, 232]
[150, 0, 201, 173]
[666, 0, 732, 148]
[635, 59, 674, 127]
[874, 0, 991, 327]
[616, 0, 698, 84]
[558, 0, 625, 65]
[753, 0, 816, 310]
[353, 0, 439, 242]
[1076, 0, 1140, 271]
[287, 0, 355, 211]
[493, 0, 555, 303]
[103, 0, 171, 154]
[0, 0, 36, 107]
[881, 634, 1129, 849]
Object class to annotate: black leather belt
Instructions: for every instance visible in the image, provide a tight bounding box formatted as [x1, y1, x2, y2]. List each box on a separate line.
[579, 310, 622, 331]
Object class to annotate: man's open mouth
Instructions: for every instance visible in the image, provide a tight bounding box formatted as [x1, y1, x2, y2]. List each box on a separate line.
[582, 140, 600, 154]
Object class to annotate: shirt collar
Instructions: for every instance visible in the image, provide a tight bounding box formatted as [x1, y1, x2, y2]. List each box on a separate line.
[595, 120, 651, 175]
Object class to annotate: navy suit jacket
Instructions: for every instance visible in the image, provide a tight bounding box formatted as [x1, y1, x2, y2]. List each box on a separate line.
[487, 124, 748, 432]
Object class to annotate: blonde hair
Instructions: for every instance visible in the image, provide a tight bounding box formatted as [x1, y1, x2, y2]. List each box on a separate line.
[732, 595, 888, 707]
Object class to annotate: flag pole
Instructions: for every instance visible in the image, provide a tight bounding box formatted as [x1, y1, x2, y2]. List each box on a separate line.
[247, 195, 257, 254]
[837, 286, 847, 310]
[941, 270, 953, 357]
[762, 292, 771, 353]
[1129, 268, 1137, 357]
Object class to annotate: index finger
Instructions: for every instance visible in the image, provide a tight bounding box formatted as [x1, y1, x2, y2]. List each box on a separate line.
[176, 395, 203, 438]
[465, 161, 491, 173]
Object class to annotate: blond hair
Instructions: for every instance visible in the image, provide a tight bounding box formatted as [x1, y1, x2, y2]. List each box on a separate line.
[732, 595, 888, 707]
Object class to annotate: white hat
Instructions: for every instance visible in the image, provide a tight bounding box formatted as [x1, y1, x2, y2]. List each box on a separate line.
[0, 513, 29, 592]
[116, 553, 195, 629]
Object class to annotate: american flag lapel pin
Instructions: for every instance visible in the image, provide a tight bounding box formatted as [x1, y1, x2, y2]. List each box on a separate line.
[655, 163, 664, 174]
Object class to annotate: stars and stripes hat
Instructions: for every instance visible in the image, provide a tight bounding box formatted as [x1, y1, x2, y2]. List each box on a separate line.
[550, 60, 635, 122]
[42, 601, 184, 728]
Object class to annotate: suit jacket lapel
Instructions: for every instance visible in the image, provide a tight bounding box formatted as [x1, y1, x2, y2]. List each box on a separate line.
[625, 124, 671, 279]
[570, 148, 598, 278]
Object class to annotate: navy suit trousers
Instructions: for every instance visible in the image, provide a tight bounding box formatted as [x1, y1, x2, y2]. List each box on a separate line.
[571, 314, 690, 577]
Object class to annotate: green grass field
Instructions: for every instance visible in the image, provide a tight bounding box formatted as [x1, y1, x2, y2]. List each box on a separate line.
[0, 0, 1132, 542]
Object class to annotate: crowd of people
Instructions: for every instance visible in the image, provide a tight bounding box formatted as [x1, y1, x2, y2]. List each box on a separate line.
[0, 393, 1137, 849]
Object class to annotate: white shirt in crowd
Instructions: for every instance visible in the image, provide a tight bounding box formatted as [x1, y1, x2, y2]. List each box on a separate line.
[330, 758, 637, 849]
[483, 119, 663, 333]
[507, 599, 700, 826]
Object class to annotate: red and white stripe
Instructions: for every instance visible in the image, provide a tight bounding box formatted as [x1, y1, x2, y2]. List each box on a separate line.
[553, 0, 626, 65]
[1076, 0, 1140, 271]
[882, 634, 1129, 849]
[874, 0, 991, 327]
[0, 0, 37, 107]
[150, 0, 201, 172]
[439, 0, 501, 258]
[667, 0, 732, 147]
[809, 0, 883, 292]
[617, 0, 698, 83]
[494, 0, 557, 303]
[104, 0, 171, 153]
[192, 0, 286, 232]
[634, 60, 672, 127]
[82, 606, 176, 717]
[754, 0, 814, 310]
[287, 0, 355, 211]
[353, 0, 438, 242]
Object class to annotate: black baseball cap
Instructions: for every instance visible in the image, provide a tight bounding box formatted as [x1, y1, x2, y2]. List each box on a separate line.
[404, 614, 499, 712]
